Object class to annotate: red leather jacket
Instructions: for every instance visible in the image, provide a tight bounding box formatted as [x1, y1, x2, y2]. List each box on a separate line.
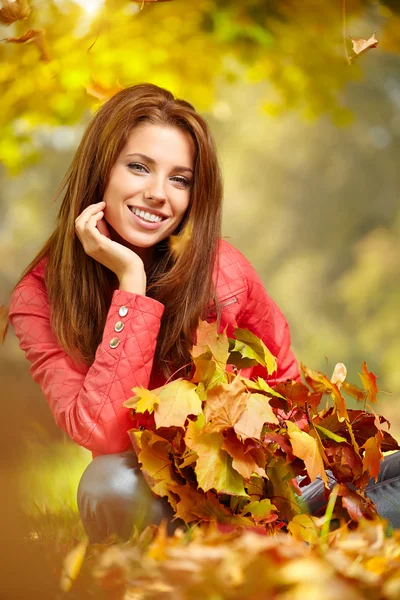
[8, 239, 300, 457]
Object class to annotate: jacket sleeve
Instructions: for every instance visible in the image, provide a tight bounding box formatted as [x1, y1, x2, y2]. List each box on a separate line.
[236, 254, 301, 384]
[8, 273, 164, 455]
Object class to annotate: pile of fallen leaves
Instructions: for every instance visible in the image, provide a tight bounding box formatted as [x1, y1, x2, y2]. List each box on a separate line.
[124, 321, 399, 529]
[89, 519, 400, 600]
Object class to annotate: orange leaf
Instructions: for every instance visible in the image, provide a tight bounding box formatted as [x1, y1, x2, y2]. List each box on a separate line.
[342, 380, 367, 402]
[4, 29, 51, 62]
[0, 0, 30, 25]
[301, 364, 348, 421]
[350, 32, 379, 56]
[86, 81, 125, 101]
[362, 434, 383, 482]
[287, 421, 328, 486]
[358, 362, 379, 404]
[234, 393, 278, 441]
[170, 222, 192, 259]
[204, 375, 247, 433]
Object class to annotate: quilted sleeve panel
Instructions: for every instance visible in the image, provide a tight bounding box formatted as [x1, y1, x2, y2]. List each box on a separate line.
[233, 248, 301, 384]
[8, 274, 164, 455]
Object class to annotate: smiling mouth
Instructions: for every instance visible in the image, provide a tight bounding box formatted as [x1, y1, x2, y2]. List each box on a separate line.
[128, 206, 167, 223]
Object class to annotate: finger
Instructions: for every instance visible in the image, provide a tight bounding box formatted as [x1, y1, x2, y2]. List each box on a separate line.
[75, 202, 105, 226]
[96, 217, 111, 239]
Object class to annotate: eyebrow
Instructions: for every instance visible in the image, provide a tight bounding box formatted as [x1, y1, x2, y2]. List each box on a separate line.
[126, 153, 194, 175]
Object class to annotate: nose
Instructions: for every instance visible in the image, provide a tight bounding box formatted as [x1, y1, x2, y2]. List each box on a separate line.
[145, 176, 167, 204]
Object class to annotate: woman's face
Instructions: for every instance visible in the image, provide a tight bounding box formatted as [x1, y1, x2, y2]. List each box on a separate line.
[103, 123, 195, 263]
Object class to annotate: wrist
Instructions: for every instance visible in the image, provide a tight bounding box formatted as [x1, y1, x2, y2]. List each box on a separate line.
[118, 269, 146, 295]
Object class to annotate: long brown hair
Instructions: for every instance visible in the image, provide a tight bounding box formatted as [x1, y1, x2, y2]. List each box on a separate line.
[11, 84, 223, 375]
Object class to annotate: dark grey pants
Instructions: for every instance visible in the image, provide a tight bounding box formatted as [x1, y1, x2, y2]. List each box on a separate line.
[77, 450, 400, 544]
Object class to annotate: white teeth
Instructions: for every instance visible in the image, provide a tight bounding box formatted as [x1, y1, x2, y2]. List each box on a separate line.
[129, 207, 163, 223]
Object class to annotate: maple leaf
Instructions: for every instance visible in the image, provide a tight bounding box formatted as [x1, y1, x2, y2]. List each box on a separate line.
[337, 484, 378, 521]
[190, 491, 254, 526]
[185, 416, 248, 496]
[288, 514, 321, 544]
[287, 421, 328, 486]
[154, 379, 202, 429]
[240, 499, 277, 521]
[3, 29, 51, 62]
[0, 0, 30, 25]
[301, 364, 348, 422]
[233, 329, 277, 375]
[0, 305, 9, 344]
[342, 380, 367, 402]
[86, 81, 125, 101]
[274, 380, 310, 407]
[313, 424, 346, 443]
[358, 362, 379, 404]
[192, 320, 229, 364]
[222, 432, 266, 480]
[131, 430, 175, 497]
[350, 32, 379, 57]
[124, 387, 160, 414]
[170, 222, 192, 259]
[265, 456, 302, 520]
[234, 393, 279, 441]
[362, 434, 383, 482]
[204, 374, 247, 433]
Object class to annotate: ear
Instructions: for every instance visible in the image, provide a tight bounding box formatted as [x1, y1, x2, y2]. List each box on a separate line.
[96, 215, 111, 239]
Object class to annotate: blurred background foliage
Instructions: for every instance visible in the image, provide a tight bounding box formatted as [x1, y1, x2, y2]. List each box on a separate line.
[1, 0, 400, 595]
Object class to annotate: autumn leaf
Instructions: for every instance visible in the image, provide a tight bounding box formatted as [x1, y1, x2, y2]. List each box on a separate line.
[362, 435, 383, 482]
[0, 305, 9, 344]
[86, 81, 125, 101]
[0, 0, 30, 25]
[274, 380, 310, 407]
[222, 433, 266, 480]
[190, 491, 254, 526]
[154, 379, 202, 429]
[287, 421, 328, 486]
[170, 222, 192, 259]
[132, 430, 175, 497]
[124, 387, 160, 414]
[314, 424, 347, 443]
[192, 320, 230, 365]
[3, 29, 51, 62]
[358, 362, 379, 404]
[203, 374, 247, 433]
[337, 484, 378, 521]
[185, 416, 248, 496]
[350, 32, 379, 57]
[301, 364, 348, 421]
[234, 393, 279, 441]
[342, 380, 367, 402]
[288, 514, 320, 544]
[241, 499, 277, 521]
[233, 329, 277, 375]
[60, 540, 88, 593]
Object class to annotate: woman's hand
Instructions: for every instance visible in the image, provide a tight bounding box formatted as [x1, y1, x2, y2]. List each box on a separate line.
[75, 201, 146, 294]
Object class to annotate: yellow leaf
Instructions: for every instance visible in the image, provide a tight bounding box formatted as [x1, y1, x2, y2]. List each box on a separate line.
[234, 393, 278, 440]
[350, 32, 379, 56]
[0, 0, 30, 26]
[155, 379, 202, 429]
[60, 540, 88, 593]
[170, 222, 192, 259]
[287, 422, 328, 486]
[124, 387, 160, 414]
[204, 374, 247, 433]
[288, 514, 320, 544]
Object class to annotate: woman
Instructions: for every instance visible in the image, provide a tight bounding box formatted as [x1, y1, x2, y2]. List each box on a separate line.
[8, 84, 400, 543]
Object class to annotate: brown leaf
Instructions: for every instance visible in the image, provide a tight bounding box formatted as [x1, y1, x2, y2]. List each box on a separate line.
[350, 32, 379, 57]
[234, 393, 279, 441]
[0, 305, 9, 344]
[4, 29, 51, 62]
[273, 381, 310, 407]
[204, 375, 247, 433]
[0, 0, 30, 25]
[222, 432, 266, 480]
[337, 484, 378, 521]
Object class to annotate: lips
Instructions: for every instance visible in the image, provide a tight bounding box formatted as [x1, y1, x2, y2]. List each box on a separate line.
[126, 205, 167, 230]
[127, 206, 168, 221]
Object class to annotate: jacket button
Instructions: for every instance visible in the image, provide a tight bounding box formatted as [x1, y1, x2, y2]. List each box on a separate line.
[110, 337, 120, 349]
[119, 306, 129, 317]
[114, 321, 124, 333]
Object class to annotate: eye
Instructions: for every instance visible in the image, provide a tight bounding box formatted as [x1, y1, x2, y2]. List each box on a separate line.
[171, 175, 191, 189]
[127, 162, 148, 172]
